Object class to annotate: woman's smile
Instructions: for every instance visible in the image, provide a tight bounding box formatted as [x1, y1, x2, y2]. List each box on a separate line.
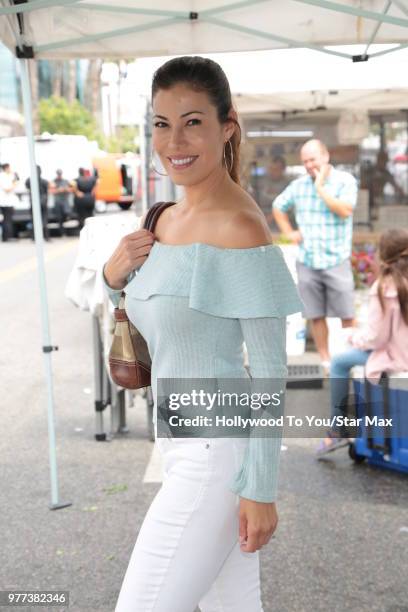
[167, 155, 199, 170]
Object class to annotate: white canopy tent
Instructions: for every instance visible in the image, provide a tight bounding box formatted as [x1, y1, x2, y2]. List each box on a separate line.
[1, 0, 408, 509]
[1, 0, 408, 61]
[114, 44, 408, 122]
[233, 87, 408, 115]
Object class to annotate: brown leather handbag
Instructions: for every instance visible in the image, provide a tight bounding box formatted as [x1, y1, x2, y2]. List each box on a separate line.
[108, 201, 175, 389]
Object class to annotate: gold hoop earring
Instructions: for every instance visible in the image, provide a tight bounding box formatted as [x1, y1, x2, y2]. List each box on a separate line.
[223, 140, 234, 174]
[150, 151, 168, 176]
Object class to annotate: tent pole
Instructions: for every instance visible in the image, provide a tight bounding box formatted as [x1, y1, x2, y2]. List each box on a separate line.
[362, 0, 392, 58]
[405, 110, 408, 197]
[145, 98, 154, 210]
[19, 58, 72, 511]
[139, 96, 149, 213]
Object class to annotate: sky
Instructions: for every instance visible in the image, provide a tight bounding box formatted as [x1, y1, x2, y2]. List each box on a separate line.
[101, 44, 408, 125]
[123, 44, 408, 95]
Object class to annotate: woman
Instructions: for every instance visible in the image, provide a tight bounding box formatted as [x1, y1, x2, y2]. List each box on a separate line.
[0, 163, 19, 241]
[317, 228, 408, 456]
[73, 167, 97, 230]
[103, 56, 303, 612]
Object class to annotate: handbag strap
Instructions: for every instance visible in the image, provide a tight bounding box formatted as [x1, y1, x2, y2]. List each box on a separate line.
[118, 201, 176, 302]
[143, 201, 176, 233]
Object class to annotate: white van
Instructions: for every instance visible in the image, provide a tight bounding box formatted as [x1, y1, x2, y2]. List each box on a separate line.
[0, 134, 99, 234]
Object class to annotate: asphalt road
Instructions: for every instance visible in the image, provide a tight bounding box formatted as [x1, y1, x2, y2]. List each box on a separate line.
[1, 234, 407, 612]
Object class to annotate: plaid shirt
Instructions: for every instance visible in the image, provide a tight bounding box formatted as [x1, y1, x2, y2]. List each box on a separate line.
[273, 168, 357, 269]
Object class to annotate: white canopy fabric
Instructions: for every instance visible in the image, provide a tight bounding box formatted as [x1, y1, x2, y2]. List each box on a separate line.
[233, 88, 408, 116]
[113, 46, 408, 122]
[1, 0, 408, 61]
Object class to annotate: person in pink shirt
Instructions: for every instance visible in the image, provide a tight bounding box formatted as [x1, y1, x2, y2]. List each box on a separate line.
[317, 228, 408, 456]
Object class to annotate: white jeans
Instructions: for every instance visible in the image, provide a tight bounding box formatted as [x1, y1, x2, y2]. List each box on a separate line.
[115, 437, 264, 612]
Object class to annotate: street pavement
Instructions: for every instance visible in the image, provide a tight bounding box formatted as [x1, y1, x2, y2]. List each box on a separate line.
[1, 235, 407, 612]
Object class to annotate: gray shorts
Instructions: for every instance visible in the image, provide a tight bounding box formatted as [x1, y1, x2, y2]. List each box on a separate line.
[296, 259, 355, 320]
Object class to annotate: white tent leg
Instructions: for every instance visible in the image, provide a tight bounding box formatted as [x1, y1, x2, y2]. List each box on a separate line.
[19, 58, 71, 511]
[139, 96, 149, 214]
[139, 117, 147, 214]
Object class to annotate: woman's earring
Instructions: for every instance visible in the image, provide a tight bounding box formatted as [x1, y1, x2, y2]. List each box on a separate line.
[223, 140, 234, 174]
[150, 151, 168, 176]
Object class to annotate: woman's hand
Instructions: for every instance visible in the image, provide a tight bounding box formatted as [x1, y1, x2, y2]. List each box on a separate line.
[103, 228, 155, 290]
[239, 498, 278, 553]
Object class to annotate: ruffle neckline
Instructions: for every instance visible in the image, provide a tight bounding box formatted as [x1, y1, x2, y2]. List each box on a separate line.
[153, 241, 276, 252]
[124, 241, 304, 319]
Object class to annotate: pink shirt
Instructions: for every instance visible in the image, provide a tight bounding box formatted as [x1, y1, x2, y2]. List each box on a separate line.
[347, 278, 408, 382]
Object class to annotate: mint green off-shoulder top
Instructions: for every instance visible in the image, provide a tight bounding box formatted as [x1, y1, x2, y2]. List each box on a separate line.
[103, 241, 303, 503]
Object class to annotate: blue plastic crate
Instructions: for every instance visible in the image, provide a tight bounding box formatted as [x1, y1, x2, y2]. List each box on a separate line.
[350, 369, 408, 474]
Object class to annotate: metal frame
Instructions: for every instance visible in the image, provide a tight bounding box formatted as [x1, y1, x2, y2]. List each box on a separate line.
[19, 58, 71, 511]
[362, 0, 393, 58]
[35, 16, 181, 53]
[92, 314, 128, 441]
[2, 0, 408, 60]
[368, 41, 408, 57]
[2, 0, 407, 28]
[67, 4, 187, 17]
[0, 0, 83, 15]
[201, 16, 352, 58]
[392, 0, 408, 17]
[292, 0, 408, 28]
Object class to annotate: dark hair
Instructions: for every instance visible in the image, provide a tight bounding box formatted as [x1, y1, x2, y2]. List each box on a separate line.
[151, 56, 241, 184]
[377, 228, 408, 325]
[271, 156, 286, 169]
[2, 163, 10, 171]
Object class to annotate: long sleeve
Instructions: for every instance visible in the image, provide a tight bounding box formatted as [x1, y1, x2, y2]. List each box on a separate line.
[230, 316, 287, 503]
[102, 264, 136, 308]
[120, 241, 303, 501]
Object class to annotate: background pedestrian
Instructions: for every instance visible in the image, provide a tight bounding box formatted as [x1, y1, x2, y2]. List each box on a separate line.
[0, 163, 19, 242]
[25, 165, 50, 241]
[273, 139, 358, 375]
[73, 167, 97, 231]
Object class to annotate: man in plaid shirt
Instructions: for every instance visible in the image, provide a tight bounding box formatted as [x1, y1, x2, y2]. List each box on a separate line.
[273, 139, 357, 375]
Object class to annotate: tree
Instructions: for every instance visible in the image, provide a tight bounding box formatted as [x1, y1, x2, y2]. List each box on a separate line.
[38, 95, 101, 141]
[28, 60, 40, 134]
[85, 59, 103, 116]
[103, 126, 139, 154]
[67, 60, 77, 103]
[52, 61, 63, 97]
